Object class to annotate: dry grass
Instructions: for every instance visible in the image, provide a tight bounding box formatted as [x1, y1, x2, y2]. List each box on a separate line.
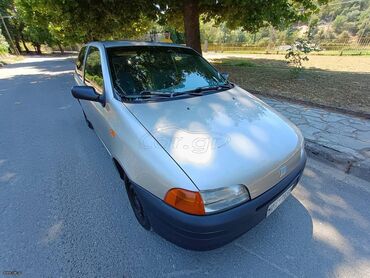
[206, 53, 370, 115]
[0, 54, 24, 66]
[206, 53, 370, 73]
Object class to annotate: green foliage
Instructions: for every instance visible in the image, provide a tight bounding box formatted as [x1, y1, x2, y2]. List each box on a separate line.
[0, 27, 9, 53]
[320, 0, 370, 37]
[257, 37, 271, 47]
[199, 0, 323, 32]
[154, 0, 324, 49]
[337, 31, 351, 42]
[6, 0, 322, 53]
[332, 15, 347, 33]
[3, 0, 368, 53]
[15, 0, 53, 52]
[357, 6, 370, 38]
[0, 0, 24, 52]
[3, 0, 156, 52]
[200, 0, 370, 47]
[34, 0, 156, 43]
[285, 38, 320, 73]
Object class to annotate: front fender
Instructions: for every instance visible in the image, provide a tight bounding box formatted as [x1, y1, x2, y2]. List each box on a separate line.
[108, 99, 198, 199]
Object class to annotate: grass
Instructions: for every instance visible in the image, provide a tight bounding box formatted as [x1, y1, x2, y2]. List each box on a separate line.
[205, 45, 370, 56]
[0, 54, 24, 66]
[207, 53, 370, 115]
[218, 59, 256, 67]
[210, 50, 370, 56]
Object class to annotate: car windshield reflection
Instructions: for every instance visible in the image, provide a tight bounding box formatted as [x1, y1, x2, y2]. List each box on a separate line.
[107, 46, 227, 99]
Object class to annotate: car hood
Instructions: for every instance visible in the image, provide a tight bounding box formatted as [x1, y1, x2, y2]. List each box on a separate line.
[124, 86, 304, 198]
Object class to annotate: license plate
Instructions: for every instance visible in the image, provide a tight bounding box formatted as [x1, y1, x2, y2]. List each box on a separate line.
[266, 186, 292, 217]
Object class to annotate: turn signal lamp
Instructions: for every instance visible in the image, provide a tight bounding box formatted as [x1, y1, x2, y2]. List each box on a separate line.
[164, 188, 205, 215]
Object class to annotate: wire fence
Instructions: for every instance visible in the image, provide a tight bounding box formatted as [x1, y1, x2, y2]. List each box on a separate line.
[203, 37, 370, 55]
[45, 37, 370, 56]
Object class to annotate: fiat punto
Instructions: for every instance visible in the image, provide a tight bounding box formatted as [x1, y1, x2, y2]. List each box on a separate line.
[72, 41, 306, 250]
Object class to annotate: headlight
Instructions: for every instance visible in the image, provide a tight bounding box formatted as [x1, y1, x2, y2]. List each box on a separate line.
[200, 184, 250, 214]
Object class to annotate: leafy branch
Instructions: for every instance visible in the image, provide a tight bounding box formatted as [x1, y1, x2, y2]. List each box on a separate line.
[285, 38, 320, 73]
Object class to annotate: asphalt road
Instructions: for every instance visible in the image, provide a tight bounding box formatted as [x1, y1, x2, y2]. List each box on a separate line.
[1, 56, 370, 278]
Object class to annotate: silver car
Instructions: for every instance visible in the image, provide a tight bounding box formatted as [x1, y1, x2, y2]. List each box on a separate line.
[72, 41, 306, 250]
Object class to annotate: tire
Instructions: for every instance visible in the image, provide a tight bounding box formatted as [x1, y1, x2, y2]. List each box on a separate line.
[125, 177, 151, 230]
[82, 110, 93, 129]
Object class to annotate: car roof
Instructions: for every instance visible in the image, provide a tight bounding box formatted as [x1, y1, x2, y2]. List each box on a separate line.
[92, 40, 191, 49]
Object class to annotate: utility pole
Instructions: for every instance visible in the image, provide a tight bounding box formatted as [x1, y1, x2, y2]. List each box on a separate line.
[0, 13, 20, 55]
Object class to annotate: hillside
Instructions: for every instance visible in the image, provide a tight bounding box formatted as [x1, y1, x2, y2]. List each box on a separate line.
[200, 0, 370, 45]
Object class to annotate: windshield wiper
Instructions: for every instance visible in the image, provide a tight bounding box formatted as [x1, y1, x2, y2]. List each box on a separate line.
[176, 83, 234, 96]
[122, 84, 234, 101]
[123, 90, 174, 100]
[139, 90, 174, 97]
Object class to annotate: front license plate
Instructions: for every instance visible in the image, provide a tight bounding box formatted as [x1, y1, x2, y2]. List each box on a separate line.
[266, 186, 292, 217]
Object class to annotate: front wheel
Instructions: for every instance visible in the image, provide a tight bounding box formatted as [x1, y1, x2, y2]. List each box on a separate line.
[125, 178, 151, 230]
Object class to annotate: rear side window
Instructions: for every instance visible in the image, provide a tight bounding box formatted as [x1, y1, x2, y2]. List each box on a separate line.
[84, 46, 104, 94]
[76, 46, 86, 77]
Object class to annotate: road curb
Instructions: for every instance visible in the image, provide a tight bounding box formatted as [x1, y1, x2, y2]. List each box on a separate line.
[305, 140, 370, 181]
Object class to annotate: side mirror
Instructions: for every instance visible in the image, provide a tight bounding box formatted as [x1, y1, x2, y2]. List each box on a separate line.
[71, 86, 103, 104]
[221, 72, 229, 81]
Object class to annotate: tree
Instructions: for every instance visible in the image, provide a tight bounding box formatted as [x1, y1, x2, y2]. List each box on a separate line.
[15, 0, 55, 54]
[285, 38, 319, 75]
[35, 0, 325, 54]
[336, 30, 351, 43]
[0, 0, 25, 53]
[35, 0, 156, 43]
[0, 27, 10, 53]
[357, 5, 370, 39]
[154, 0, 326, 53]
[332, 15, 347, 34]
[307, 15, 319, 39]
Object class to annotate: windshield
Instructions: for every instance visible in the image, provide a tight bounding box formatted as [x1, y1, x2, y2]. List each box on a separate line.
[107, 46, 227, 98]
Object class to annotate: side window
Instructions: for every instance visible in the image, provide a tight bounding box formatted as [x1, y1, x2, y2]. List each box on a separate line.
[76, 46, 86, 78]
[84, 47, 104, 94]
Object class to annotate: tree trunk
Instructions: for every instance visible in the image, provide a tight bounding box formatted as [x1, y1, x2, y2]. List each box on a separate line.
[183, 0, 202, 54]
[18, 24, 29, 53]
[14, 37, 22, 54]
[35, 43, 42, 54]
[21, 37, 30, 53]
[57, 43, 64, 54]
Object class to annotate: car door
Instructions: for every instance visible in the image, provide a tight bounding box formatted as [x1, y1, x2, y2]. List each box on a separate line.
[80, 46, 113, 153]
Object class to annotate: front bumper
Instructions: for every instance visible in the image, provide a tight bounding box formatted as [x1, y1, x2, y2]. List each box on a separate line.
[133, 153, 307, 251]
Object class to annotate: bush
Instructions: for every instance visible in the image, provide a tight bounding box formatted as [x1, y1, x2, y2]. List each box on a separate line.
[336, 31, 351, 43]
[332, 15, 348, 34]
[285, 39, 320, 74]
[257, 37, 270, 47]
[0, 28, 9, 54]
